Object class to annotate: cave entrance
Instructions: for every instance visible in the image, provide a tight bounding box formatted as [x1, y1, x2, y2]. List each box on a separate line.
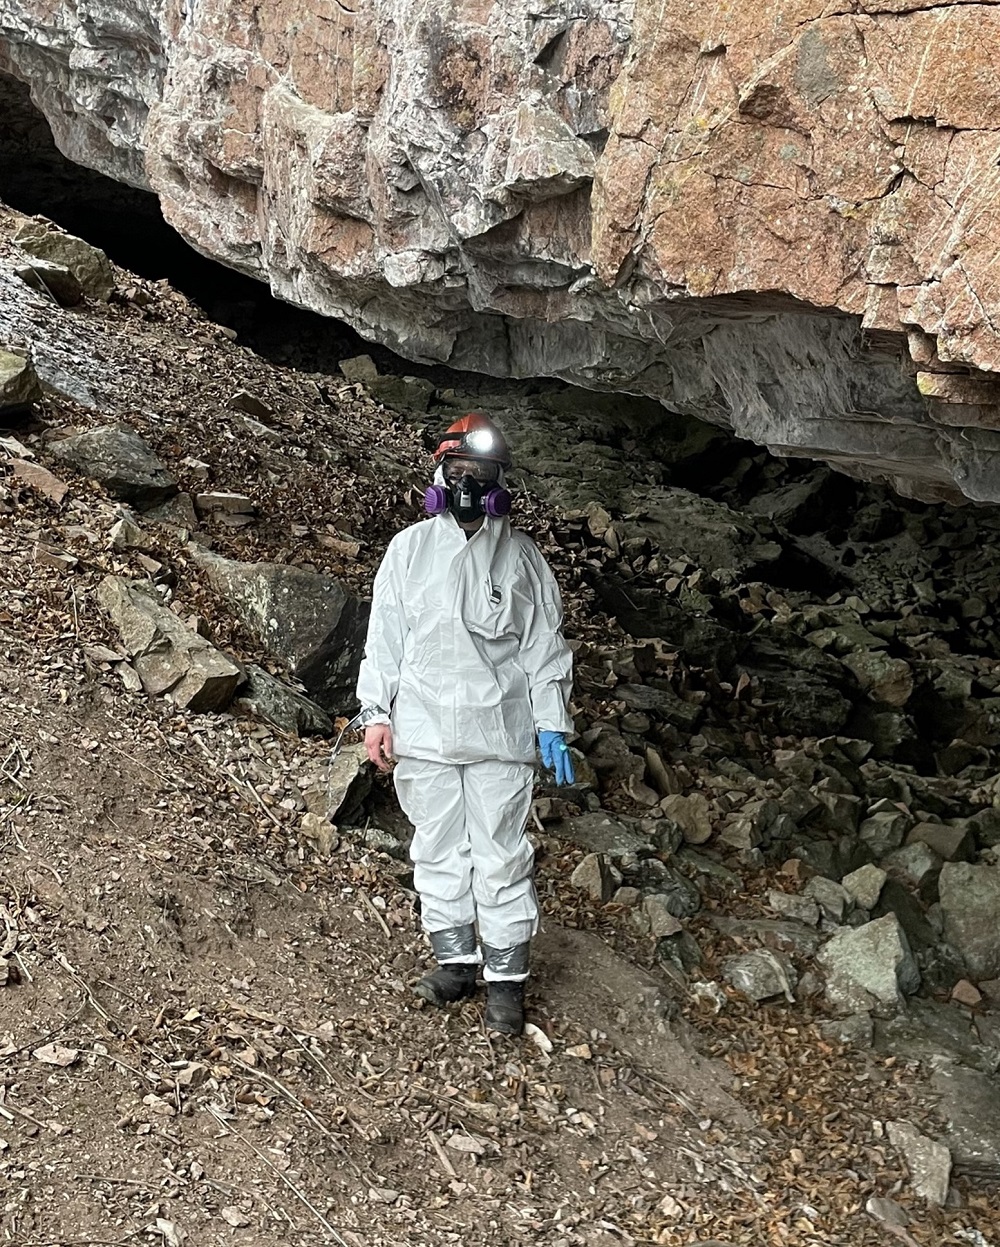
[0, 69, 386, 371]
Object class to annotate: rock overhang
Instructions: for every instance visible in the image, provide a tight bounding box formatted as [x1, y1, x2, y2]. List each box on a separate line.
[3, 0, 1000, 502]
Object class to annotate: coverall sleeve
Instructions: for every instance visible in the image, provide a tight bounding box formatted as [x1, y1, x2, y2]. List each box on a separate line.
[355, 537, 408, 713]
[518, 542, 574, 735]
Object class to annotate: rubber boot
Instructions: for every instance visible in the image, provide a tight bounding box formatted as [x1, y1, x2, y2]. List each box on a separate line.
[482, 941, 530, 1036]
[412, 925, 479, 1007]
[413, 962, 478, 1006]
[484, 980, 525, 1035]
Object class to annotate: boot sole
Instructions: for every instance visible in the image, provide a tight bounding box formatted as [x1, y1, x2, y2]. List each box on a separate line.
[484, 1011, 524, 1036]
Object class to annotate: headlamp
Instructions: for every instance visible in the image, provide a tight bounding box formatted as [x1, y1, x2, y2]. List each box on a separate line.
[466, 429, 494, 453]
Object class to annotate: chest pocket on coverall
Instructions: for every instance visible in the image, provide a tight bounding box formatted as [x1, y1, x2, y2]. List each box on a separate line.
[463, 573, 523, 643]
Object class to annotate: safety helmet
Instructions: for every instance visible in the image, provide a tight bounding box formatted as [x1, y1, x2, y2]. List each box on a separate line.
[433, 413, 512, 468]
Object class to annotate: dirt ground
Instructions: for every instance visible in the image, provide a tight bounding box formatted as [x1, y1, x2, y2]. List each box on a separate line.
[1, 201, 999, 1247]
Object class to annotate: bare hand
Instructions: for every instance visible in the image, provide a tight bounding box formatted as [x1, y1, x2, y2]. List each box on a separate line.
[365, 724, 394, 772]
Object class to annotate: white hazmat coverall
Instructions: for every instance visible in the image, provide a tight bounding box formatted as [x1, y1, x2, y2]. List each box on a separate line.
[356, 510, 573, 977]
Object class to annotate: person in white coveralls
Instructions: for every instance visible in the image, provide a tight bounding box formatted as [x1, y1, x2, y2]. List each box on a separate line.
[355, 413, 575, 1035]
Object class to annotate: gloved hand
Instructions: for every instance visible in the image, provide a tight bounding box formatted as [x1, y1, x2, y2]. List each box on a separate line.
[538, 731, 575, 785]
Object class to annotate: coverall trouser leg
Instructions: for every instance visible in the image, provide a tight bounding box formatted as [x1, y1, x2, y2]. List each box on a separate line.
[394, 757, 538, 976]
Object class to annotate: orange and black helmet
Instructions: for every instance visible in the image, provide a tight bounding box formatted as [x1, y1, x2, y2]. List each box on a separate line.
[433, 413, 512, 468]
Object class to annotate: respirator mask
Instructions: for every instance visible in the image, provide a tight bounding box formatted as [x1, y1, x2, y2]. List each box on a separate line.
[424, 462, 511, 521]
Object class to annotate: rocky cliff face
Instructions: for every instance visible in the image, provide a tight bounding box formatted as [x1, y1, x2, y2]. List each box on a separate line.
[3, 0, 1000, 503]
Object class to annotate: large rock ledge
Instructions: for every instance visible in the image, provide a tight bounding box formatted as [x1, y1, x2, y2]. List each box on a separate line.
[3, 0, 1000, 503]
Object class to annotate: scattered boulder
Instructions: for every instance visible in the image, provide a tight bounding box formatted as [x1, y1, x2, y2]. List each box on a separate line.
[640, 894, 684, 939]
[570, 853, 621, 904]
[816, 914, 920, 1015]
[49, 425, 177, 509]
[930, 1062, 1000, 1179]
[722, 950, 797, 1004]
[658, 792, 713, 845]
[841, 652, 913, 707]
[905, 821, 975, 863]
[237, 665, 333, 736]
[881, 842, 942, 903]
[0, 350, 42, 412]
[557, 812, 653, 860]
[15, 258, 83, 306]
[14, 216, 115, 300]
[886, 1122, 951, 1206]
[302, 743, 371, 826]
[819, 1012, 874, 1048]
[938, 861, 1000, 980]
[97, 576, 243, 713]
[767, 890, 821, 926]
[859, 810, 910, 857]
[841, 864, 887, 911]
[189, 547, 369, 709]
[804, 876, 852, 923]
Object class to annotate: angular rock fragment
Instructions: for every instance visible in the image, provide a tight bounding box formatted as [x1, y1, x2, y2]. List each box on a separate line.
[189, 546, 369, 708]
[570, 853, 621, 903]
[841, 652, 913, 707]
[0, 350, 42, 412]
[194, 491, 255, 516]
[722, 950, 797, 1004]
[8, 458, 69, 505]
[15, 258, 83, 306]
[299, 811, 339, 856]
[816, 914, 920, 1015]
[238, 665, 333, 736]
[767, 890, 820, 926]
[930, 1063, 1000, 1179]
[841, 864, 887, 911]
[938, 861, 1000, 980]
[886, 1121, 951, 1206]
[819, 1012, 874, 1048]
[14, 217, 115, 300]
[640, 894, 683, 939]
[97, 576, 243, 713]
[803, 876, 852, 923]
[859, 810, 910, 857]
[49, 425, 177, 509]
[658, 792, 713, 844]
[302, 743, 371, 826]
[556, 812, 653, 859]
[617, 682, 702, 729]
[881, 842, 942, 902]
[905, 821, 975, 863]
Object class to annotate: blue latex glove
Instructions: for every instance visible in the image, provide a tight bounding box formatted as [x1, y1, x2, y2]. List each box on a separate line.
[538, 731, 576, 786]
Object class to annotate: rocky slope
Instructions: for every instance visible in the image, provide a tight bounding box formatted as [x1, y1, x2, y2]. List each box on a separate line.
[4, 1, 1000, 503]
[3, 206, 1000, 1241]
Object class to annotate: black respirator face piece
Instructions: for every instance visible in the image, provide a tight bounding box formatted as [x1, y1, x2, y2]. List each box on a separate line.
[450, 474, 486, 523]
[424, 459, 512, 520]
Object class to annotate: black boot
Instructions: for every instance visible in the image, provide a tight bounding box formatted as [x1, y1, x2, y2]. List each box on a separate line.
[484, 980, 525, 1035]
[413, 961, 478, 1007]
[413, 926, 480, 1007]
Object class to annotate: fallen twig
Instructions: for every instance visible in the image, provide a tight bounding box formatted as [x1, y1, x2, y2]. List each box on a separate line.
[359, 889, 391, 940]
[233, 1057, 366, 1178]
[425, 1128, 458, 1179]
[208, 1106, 354, 1246]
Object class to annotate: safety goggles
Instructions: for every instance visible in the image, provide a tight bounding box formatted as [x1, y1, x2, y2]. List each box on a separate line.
[442, 458, 500, 484]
